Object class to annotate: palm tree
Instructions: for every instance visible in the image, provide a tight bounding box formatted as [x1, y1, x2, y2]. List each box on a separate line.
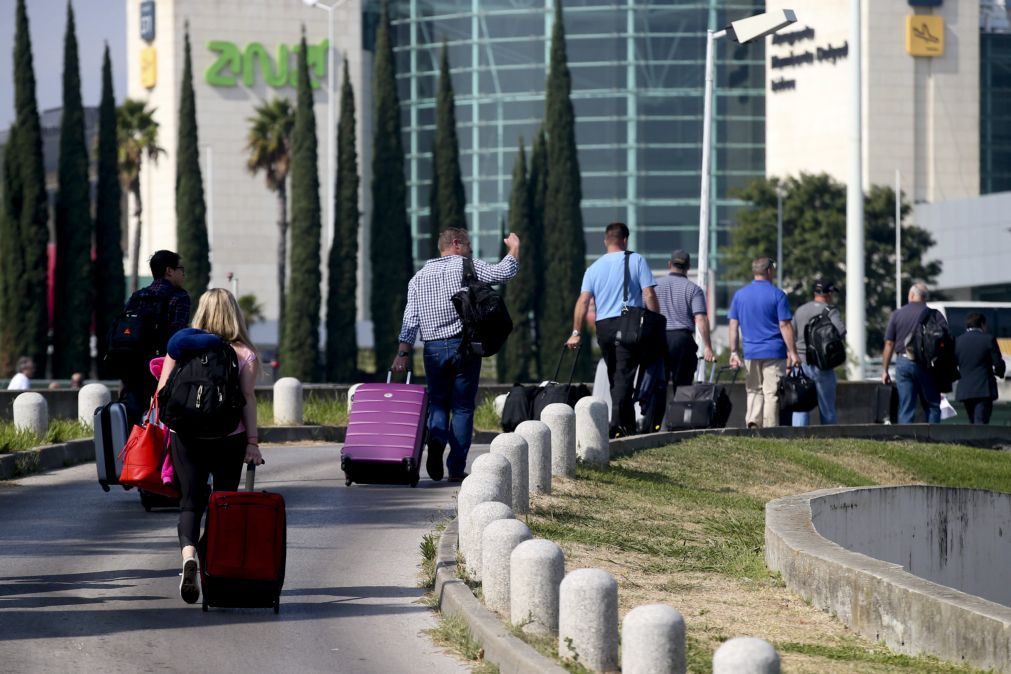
[116, 98, 165, 293]
[245, 98, 295, 336]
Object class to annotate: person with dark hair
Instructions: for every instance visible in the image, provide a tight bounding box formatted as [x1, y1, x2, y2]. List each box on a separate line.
[639, 249, 714, 431]
[791, 278, 846, 425]
[117, 250, 191, 425]
[727, 256, 799, 428]
[566, 222, 660, 437]
[954, 312, 1006, 424]
[7, 356, 35, 390]
[393, 227, 520, 482]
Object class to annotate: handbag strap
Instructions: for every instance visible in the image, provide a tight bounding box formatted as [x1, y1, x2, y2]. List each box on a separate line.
[622, 251, 631, 308]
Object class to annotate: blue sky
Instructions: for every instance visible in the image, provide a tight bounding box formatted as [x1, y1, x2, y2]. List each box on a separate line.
[0, 0, 127, 129]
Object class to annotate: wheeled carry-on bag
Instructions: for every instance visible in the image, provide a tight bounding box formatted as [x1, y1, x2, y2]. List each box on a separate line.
[664, 364, 739, 431]
[530, 345, 591, 421]
[201, 463, 286, 614]
[95, 401, 129, 491]
[341, 371, 429, 487]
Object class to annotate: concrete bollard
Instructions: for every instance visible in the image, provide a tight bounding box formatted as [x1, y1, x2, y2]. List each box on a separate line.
[78, 383, 111, 428]
[273, 377, 303, 425]
[559, 568, 619, 672]
[574, 396, 609, 466]
[540, 403, 576, 478]
[510, 538, 565, 635]
[489, 432, 529, 514]
[515, 420, 552, 496]
[712, 637, 781, 674]
[14, 392, 48, 437]
[467, 501, 514, 582]
[622, 604, 686, 674]
[457, 473, 511, 566]
[481, 518, 532, 615]
[471, 452, 513, 501]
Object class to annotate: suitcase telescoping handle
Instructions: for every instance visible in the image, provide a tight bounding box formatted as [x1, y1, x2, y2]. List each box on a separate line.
[552, 344, 582, 386]
[708, 362, 741, 385]
[244, 460, 266, 491]
[387, 369, 413, 384]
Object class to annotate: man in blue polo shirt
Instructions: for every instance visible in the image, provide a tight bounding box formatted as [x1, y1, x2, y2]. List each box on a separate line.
[566, 222, 659, 437]
[727, 256, 799, 428]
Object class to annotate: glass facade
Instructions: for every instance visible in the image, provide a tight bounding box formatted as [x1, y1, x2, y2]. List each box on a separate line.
[981, 32, 1011, 195]
[377, 0, 764, 306]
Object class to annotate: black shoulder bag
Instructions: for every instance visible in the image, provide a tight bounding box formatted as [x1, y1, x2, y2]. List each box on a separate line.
[614, 251, 666, 359]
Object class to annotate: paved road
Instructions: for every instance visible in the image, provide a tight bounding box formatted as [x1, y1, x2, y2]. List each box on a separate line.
[0, 443, 482, 673]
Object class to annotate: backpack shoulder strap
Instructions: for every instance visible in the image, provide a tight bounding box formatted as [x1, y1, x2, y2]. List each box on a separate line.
[462, 256, 477, 285]
[622, 251, 632, 305]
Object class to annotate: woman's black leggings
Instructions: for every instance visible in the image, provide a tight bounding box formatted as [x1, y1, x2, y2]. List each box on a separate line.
[171, 432, 246, 549]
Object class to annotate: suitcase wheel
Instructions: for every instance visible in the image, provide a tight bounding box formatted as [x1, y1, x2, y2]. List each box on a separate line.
[100, 483, 110, 493]
[273, 596, 280, 614]
[345, 478, 352, 487]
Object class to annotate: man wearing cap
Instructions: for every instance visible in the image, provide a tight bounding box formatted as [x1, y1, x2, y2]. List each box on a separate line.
[728, 256, 800, 428]
[791, 279, 846, 425]
[640, 250, 715, 431]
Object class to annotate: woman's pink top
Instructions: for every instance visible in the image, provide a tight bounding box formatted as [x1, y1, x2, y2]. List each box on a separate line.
[231, 343, 257, 436]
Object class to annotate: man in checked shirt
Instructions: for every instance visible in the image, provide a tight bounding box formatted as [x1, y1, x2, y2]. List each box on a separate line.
[393, 228, 521, 482]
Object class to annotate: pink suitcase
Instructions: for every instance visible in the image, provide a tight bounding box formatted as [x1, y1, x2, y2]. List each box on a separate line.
[341, 372, 429, 487]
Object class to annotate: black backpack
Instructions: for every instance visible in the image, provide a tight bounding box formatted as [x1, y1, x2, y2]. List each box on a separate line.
[805, 307, 846, 370]
[106, 292, 171, 374]
[451, 257, 513, 357]
[908, 307, 950, 368]
[157, 341, 244, 436]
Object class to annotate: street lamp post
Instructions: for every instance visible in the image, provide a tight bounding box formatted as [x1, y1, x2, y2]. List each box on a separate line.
[776, 182, 785, 287]
[302, 0, 346, 249]
[696, 9, 796, 377]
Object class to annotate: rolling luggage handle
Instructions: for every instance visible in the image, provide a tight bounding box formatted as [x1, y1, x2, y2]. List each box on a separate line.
[551, 344, 582, 386]
[707, 362, 741, 385]
[387, 369, 414, 384]
[244, 460, 266, 491]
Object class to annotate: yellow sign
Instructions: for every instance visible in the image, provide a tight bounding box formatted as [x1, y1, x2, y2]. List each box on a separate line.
[906, 15, 944, 57]
[140, 46, 157, 89]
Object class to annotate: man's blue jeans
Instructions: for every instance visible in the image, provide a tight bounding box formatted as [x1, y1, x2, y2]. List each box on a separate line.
[423, 338, 481, 478]
[792, 363, 838, 426]
[895, 356, 941, 423]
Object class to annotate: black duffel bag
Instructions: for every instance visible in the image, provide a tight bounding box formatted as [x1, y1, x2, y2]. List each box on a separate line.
[614, 251, 666, 360]
[501, 383, 538, 432]
[530, 345, 591, 421]
[776, 367, 818, 413]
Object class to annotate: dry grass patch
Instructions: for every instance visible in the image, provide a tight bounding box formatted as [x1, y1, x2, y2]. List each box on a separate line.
[527, 436, 1006, 673]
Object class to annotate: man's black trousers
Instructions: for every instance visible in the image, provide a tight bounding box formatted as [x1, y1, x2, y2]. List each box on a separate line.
[596, 317, 640, 436]
[642, 330, 697, 432]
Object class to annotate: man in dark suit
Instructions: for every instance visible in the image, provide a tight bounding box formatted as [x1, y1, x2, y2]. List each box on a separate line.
[954, 312, 1006, 424]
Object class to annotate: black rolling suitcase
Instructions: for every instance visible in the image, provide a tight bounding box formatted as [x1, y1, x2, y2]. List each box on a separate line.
[664, 364, 738, 430]
[874, 383, 898, 424]
[531, 345, 591, 420]
[94, 401, 129, 491]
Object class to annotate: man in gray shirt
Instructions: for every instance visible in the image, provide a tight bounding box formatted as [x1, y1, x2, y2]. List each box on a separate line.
[640, 250, 714, 431]
[880, 282, 946, 423]
[791, 279, 846, 425]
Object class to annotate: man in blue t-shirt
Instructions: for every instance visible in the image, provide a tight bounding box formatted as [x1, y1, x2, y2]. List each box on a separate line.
[566, 222, 659, 437]
[727, 256, 800, 428]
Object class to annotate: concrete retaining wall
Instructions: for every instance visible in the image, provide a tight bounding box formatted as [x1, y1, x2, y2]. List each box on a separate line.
[767, 487, 1011, 673]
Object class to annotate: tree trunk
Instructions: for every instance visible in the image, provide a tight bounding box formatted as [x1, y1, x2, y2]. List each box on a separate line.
[276, 182, 288, 348]
[130, 180, 143, 293]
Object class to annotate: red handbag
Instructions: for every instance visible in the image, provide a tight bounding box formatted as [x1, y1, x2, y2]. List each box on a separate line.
[119, 401, 179, 498]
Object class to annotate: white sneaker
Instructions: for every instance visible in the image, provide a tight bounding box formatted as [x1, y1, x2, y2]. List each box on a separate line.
[179, 558, 200, 604]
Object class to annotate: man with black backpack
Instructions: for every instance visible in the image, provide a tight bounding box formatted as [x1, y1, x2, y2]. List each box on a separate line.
[881, 282, 949, 423]
[791, 279, 846, 425]
[110, 250, 191, 425]
[393, 228, 520, 482]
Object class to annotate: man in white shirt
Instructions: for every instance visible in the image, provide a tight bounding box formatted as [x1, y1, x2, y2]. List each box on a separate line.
[7, 356, 35, 390]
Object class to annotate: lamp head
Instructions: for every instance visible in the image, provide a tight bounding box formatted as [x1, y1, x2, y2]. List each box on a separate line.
[727, 9, 797, 44]
[302, 0, 319, 6]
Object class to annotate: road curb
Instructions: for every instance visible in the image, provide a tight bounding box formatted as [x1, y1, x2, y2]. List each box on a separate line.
[434, 518, 568, 674]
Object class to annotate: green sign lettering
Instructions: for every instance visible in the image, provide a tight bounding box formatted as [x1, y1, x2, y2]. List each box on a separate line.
[205, 39, 329, 90]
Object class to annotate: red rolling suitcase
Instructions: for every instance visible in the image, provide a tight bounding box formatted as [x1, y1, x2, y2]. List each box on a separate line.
[341, 371, 428, 487]
[201, 463, 286, 614]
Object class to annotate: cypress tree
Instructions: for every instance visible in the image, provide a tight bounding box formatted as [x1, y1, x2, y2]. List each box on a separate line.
[500, 141, 535, 383]
[433, 41, 467, 233]
[280, 32, 322, 381]
[427, 138, 440, 259]
[542, 0, 589, 380]
[370, 0, 413, 371]
[52, 3, 93, 377]
[176, 26, 209, 303]
[526, 128, 548, 379]
[325, 59, 360, 382]
[1, 0, 50, 374]
[94, 45, 125, 378]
